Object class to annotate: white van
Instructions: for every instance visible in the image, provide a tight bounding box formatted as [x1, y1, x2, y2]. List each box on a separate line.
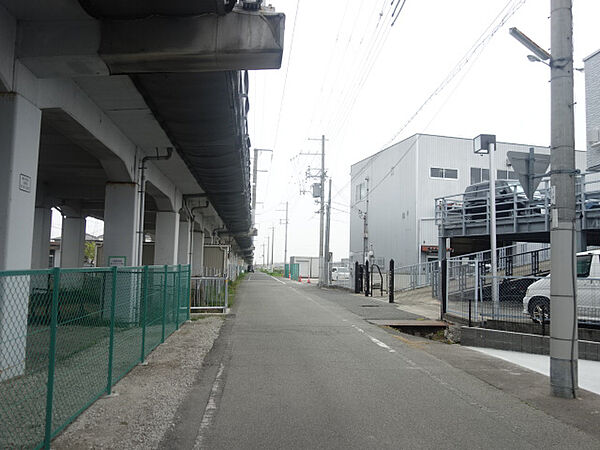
[523, 250, 600, 323]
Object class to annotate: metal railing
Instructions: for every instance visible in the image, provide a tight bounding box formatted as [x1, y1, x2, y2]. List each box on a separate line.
[446, 271, 600, 328]
[190, 276, 228, 312]
[0, 264, 190, 449]
[435, 173, 600, 235]
[392, 261, 439, 293]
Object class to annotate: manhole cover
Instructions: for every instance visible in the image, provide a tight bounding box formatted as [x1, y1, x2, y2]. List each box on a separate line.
[360, 304, 381, 308]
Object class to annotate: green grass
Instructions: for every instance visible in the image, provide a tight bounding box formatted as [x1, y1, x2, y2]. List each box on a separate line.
[227, 272, 248, 307]
[259, 269, 284, 277]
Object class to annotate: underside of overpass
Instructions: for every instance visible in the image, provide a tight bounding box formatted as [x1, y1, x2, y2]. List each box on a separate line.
[0, 0, 285, 270]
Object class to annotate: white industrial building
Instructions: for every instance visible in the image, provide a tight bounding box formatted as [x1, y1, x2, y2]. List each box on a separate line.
[349, 133, 588, 269]
[585, 49, 600, 169]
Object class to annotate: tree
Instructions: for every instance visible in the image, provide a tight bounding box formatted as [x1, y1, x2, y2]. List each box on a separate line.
[84, 241, 96, 264]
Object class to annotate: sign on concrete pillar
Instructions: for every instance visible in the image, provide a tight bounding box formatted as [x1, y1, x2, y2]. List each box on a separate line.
[103, 182, 139, 267]
[155, 211, 179, 265]
[0, 93, 42, 381]
[61, 217, 86, 268]
[31, 207, 52, 269]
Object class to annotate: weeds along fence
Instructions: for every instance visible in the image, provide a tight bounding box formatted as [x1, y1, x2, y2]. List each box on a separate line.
[0, 264, 191, 449]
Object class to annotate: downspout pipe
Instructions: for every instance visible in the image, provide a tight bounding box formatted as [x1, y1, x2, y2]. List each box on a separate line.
[137, 147, 173, 266]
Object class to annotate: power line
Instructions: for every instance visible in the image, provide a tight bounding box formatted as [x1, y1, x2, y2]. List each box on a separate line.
[384, 0, 525, 147]
[338, 0, 526, 210]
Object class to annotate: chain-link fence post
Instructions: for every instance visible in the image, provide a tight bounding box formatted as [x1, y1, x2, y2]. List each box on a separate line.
[176, 264, 181, 329]
[225, 278, 229, 310]
[43, 267, 61, 449]
[106, 266, 118, 394]
[140, 266, 149, 362]
[162, 265, 168, 343]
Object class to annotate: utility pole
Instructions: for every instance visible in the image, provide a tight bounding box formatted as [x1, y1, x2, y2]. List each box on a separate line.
[550, 0, 577, 399]
[508, 2, 577, 398]
[279, 202, 289, 266]
[363, 176, 370, 264]
[251, 148, 273, 227]
[324, 178, 332, 286]
[270, 226, 275, 271]
[266, 236, 270, 270]
[262, 241, 265, 267]
[302, 135, 328, 286]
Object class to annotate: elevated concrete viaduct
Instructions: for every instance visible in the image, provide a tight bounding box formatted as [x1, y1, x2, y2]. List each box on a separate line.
[0, 0, 285, 274]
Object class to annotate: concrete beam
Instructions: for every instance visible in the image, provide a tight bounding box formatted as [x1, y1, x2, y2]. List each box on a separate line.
[17, 10, 284, 78]
[0, 4, 16, 91]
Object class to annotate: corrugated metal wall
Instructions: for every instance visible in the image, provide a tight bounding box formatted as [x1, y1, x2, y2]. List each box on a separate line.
[585, 50, 600, 171]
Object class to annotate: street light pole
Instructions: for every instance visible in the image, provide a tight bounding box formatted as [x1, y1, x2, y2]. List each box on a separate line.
[270, 226, 275, 272]
[510, 1, 577, 398]
[549, 0, 577, 399]
[489, 142, 499, 317]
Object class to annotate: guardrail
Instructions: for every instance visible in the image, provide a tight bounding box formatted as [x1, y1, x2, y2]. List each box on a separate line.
[435, 173, 600, 235]
[0, 264, 190, 449]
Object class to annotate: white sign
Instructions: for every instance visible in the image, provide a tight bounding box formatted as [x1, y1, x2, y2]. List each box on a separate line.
[19, 174, 31, 193]
[108, 256, 127, 267]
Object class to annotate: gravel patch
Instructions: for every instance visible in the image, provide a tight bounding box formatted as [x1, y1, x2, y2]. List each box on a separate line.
[53, 317, 224, 449]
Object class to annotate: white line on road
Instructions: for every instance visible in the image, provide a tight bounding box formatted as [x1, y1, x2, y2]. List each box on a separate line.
[351, 324, 395, 353]
[194, 363, 225, 450]
[270, 275, 286, 284]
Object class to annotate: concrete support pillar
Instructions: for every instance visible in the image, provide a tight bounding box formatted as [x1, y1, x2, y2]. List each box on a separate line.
[0, 93, 41, 380]
[61, 217, 86, 268]
[31, 207, 52, 269]
[103, 182, 140, 267]
[154, 211, 179, 265]
[192, 231, 205, 276]
[177, 220, 191, 265]
[0, 94, 42, 270]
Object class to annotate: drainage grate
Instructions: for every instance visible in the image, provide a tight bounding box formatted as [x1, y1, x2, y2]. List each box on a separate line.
[360, 304, 381, 308]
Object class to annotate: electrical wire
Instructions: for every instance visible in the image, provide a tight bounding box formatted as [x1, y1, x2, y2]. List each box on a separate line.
[340, 0, 526, 212]
[384, 0, 525, 147]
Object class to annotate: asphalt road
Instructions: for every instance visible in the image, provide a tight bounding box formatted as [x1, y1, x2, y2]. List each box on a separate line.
[166, 272, 600, 449]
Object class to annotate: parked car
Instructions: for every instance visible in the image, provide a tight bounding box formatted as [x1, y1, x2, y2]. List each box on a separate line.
[522, 250, 600, 323]
[331, 267, 350, 281]
[463, 180, 539, 221]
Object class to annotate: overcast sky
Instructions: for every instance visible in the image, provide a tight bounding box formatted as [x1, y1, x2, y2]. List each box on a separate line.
[249, 0, 600, 266]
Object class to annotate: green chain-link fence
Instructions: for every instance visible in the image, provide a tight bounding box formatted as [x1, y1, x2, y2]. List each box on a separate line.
[0, 264, 191, 449]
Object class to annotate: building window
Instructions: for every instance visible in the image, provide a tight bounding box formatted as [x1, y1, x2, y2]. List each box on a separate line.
[497, 169, 518, 180]
[430, 167, 458, 179]
[355, 182, 366, 201]
[470, 167, 489, 184]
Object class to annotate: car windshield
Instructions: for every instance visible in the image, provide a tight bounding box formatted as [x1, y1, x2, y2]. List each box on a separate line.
[577, 254, 593, 277]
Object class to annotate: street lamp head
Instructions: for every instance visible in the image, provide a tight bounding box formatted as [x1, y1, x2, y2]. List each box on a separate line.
[509, 27, 551, 61]
[527, 54, 551, 67]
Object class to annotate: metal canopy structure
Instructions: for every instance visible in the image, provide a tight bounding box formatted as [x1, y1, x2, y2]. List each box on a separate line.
[133, 71, 254, 253]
